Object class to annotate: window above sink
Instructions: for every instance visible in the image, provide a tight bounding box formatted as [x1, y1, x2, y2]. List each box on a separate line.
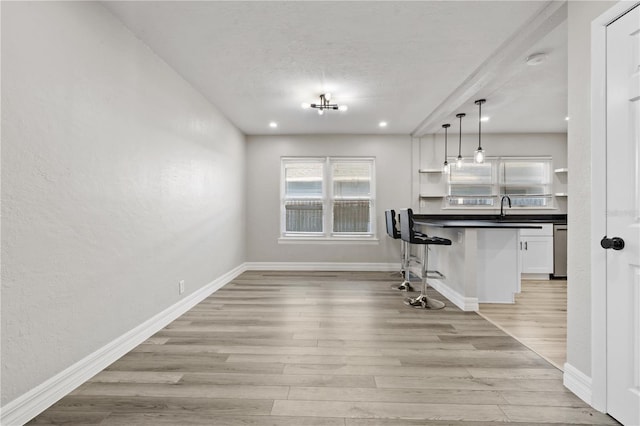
[447, 157, 552, 208]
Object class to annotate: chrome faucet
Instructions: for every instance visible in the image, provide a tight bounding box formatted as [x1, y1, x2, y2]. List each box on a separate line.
[500, 195, 512, 217]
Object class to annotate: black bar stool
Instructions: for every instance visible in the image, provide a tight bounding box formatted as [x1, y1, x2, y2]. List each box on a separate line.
[399, 208, 451, 310]
[385, 209, 414, 292]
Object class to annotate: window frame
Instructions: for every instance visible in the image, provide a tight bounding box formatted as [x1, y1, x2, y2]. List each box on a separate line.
[280, 156, 377, 242]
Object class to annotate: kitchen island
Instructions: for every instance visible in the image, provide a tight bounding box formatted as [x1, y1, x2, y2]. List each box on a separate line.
[411, 218, 544, 311]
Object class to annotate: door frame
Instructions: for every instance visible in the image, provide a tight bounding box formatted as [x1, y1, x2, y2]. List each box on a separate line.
[590, 0, 640, 413]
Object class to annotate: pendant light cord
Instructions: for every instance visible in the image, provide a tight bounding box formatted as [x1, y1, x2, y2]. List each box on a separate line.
[456, 113, 465, 158]
[474, 98, 486, 151]
[478, 101, 482, 149]
[442, 123, 450, 160]
[445, 126, 448, 158]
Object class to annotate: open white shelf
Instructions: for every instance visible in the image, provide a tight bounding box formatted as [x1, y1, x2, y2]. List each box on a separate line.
[419, 169, 443, 173]
[555, 193, 568, 197]
[419, 194, 445, 198]
[554, 168, 568, 173]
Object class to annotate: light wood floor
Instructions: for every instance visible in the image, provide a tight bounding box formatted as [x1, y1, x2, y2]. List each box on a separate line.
[29, 271, 615, 425]
[479, 279, 567, 370]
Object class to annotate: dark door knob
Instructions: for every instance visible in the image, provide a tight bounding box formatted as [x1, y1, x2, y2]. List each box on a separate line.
[601, 236, 625, 251]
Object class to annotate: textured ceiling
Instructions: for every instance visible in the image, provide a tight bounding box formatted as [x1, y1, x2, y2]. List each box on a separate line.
[104, 1, 567, 135]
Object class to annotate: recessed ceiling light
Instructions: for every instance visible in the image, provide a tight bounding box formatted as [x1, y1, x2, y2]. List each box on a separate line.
[525, 52, 547, 66]
[379, 121, 388, 128]
[565, 116, 570, 121]
[269, 122, 278, 128]
[480, 116, 490, 122]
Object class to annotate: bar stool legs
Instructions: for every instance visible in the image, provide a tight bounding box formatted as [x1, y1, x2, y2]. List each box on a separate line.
[391, 241, 415, 292]
[404, 244, 445, 310]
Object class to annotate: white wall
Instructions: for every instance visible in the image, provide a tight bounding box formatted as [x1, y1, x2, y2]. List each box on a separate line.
[414, 133, 568, 214]
[565, 0, 614, 378]
[1, 2, 246, 406]
[246, 135, 412, 263]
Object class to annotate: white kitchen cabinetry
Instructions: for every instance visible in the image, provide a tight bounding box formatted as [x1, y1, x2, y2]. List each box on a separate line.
[519, 224, 553, 276]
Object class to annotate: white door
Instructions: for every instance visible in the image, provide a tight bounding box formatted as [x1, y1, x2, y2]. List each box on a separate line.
[605, 5, 640, 425]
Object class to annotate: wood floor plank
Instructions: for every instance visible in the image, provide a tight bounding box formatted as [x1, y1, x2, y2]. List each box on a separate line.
[101, 413, 347, 425]
[271, 400, 508, 421]
[87, 371, 184, 384]
[500, 404, 618, 424]
[498, 390, 592, 407]
[179, 372, 376, 388]
[27, 271, 614, 425]
[75, 383, 290, 400]
[345, 420, 578, 426]
[283, 364, 472, 378]
[26, 410, 110, 425]
[287, 386, 508, 405]
[374, 376, 567, 392]
[43, 395, 274, 415]
[225, 354, 403, 366]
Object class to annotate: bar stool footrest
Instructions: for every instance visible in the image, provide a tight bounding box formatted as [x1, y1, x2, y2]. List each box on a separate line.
[391, 281, 416, 292]
[403, 294, 445, 310]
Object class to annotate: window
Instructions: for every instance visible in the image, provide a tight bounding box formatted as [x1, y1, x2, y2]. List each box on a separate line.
[447, 157, 552, 208]
[448, 160, 496, 206]
[281, 157, 375, 240]
[499, 158, 552, 207]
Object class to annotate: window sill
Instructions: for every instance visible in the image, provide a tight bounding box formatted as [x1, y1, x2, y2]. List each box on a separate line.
[442, 206, 559, 210]
[278, 237, 380, 245]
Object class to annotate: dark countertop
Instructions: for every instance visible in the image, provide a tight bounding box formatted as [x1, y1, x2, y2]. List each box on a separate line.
[415, 220, 543, 229]
[414, 214, 567, 225]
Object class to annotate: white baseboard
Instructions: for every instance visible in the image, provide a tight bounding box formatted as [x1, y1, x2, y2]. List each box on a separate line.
[563, 362, 592, 406]
[244, 262, 399, 272]
[428, 279, 479, 312]
[0, 264, 246, 426]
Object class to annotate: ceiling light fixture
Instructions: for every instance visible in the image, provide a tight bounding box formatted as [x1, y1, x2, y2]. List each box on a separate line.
[301, 93, 348, 115]
[269, 122, 278, 128]
[379, 121, 388, 128]
[480, 116, 490, 122]
[456, 113, 465, 169]
[474, 99, 486, 163]
[442, 123, 451, 174]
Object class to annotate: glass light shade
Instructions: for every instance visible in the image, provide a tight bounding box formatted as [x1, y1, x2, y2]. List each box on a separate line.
[475, 148, 485, 163]
[318, 109, 324, 115]
[443, 161, 450, 174]
[456, 156, 463, 169]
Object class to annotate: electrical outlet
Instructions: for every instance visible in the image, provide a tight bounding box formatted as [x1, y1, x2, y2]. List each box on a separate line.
[178, 280, 185, 295]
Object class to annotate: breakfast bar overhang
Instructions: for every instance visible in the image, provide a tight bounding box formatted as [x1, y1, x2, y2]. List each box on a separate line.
[412, 219, 543, 311]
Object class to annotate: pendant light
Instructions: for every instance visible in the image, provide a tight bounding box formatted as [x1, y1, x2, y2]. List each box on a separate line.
[455, 113, 465, 169]
[474, 99, 486, 163]
[442, 123, 451, 174]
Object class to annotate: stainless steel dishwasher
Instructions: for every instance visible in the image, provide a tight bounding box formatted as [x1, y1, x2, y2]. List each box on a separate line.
[553, 224, 567, 278]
